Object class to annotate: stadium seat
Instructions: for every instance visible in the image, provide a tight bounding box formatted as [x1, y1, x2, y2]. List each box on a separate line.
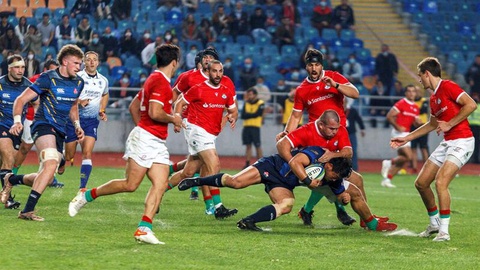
[217, 34, 234, 43]
[116, 20, 131, 34]
[165, 10, 183, 25]
[310, 37, 327, 49]
[458, 22, 473, 35]
[355, 48, 372, 64]
[254, 35, 272, 45]
[147, 10, 165, 22]
[422, 0, 438, 13]
[154, 22, 173, 36]
[303, 27, 318, 40]
[185, 40, 204, 51]
[243, 44, 259, 56]
[321, 28, 337, 42]
[259, 63, 274, 76]
[350, 38, 364, 49]
[9, 0, 27, 9]
[41, 46, 57, 59]
[340, 29, 355, 42]
[34, 7, 51, 22]
[15, 7, 33, 18]
[197, 2, 212, 15]
[124, 56, 142, 69]
[98, 19, 115, 31]
[97, 64, 110, 77]
[7, 16, 18, 27]
[448, 51, 465, 63]
[110, 66, 129, 81]
[135, 21, 154, 34]
[131, 67, 149, 80]
[53, 8, 67, 21]
[236, 35, 253, 45]
[403, 0, 422, 13]
[336, 47, 354, 62]
[65, 0, 76, 9]
[30, 0, 47, 9]
[224, 43, 242, 55]
[281, 45, 298, 56]
[329, 38, 344, 50]
[48, 0, 65, 10]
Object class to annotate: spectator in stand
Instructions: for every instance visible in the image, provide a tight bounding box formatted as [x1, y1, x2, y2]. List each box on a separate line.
[0, 15, 12, 37]
[250, 7, 271, 40]
[88, 32, 105, 61]
[182, 0, 198, 13]
[311, 0, 333, 36]
[265, 0, 281, 24]
[345, 98, 365, 171]
[163, 30, 176, 45]
[0, 27, 21, 57]
[212, 4, 230, 35]
[198, 18, 217, 48]
[55, 15, 76, 49]
[342, 53, 363, 85]
[119, 28, 137, 58]
[37, 13, 56, 47]
[392, 80, 405, 97]
[281, 0, 300, 27]
[185, 44, 198, 70]
[181, 14, 200, 42]
[39, 53, 54, 72]
[71, 0, 93, 20]
[111, 0, 132, 21]
[254, 76, 271, 103]
[14, 16, 29, 46]
[229, 1, 249, 42]
[273, 78, 289, 108]
[21, 25, 42, 56]
[94, 0, 113, 20]
[369, 80, 391, 128]
[141, 36, 163, 70]
[223, 57, 236, 83]
[157, 0, 181, 14]
[375, 44, 398, 96]
[136, 30, 153, 57]
[106, 50, 122, 70]
[0, 50, 13, 75]
[274, 16, 295, 54]
[100, 26, 119, 58]
[111, 72, 135, 108]
[465, 54, 480, 96]
[75, 17, 93, 50]
[239, 57, 259, 91]
[331, 0, 355, 37]
[24, 50, 41, 78]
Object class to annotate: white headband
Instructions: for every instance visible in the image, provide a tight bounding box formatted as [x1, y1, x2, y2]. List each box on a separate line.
[9, 60, 25, 68]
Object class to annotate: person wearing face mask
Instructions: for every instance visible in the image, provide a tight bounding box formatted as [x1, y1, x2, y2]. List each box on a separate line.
[163, 30, 175, 45]
[24, 50, 40, 78]
[185, 45, 198, 70]
[375, 44, 398, 96]
[223, 57, 235, 83]
[239, 57, 259, 91]
[342, 53, 363, 85]
[88, 32, 105, 61]
[311, 0, 333, 36]
[119, 28, 137, 59]
[136, 30, 153, 58]
[21, 25, 42, 57]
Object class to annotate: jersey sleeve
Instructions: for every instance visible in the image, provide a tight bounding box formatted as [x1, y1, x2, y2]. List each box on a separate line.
[176, 73, 190, 93]
[299, 146, 325, 164]
[331, 71, 350, 84]
[446, 81, 466, 103]
[29, 72, 51, 95]
[337, 127, 352, 148]
[286, 125, 309, 148]
[149, 80, 168, 106]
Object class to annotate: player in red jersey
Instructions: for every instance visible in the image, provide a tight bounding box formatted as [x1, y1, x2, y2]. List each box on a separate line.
[170, 60, 239, 219]
[276, 48, 360, 226]
[380, 84, 420, 188]
[279, 110, 391, 228]
[67, 44, 184, 245]
[170, 48, 238, 217]
[391, 57, 477, 241]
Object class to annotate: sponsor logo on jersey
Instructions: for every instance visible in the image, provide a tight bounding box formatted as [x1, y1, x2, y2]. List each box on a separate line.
[57, 88, 65, 94]
[2, 93, 10, 99]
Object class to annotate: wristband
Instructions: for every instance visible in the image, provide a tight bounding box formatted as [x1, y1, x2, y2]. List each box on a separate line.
[302, 176, 312, 186]
[99, 109, 106, 114]
[13, 115, 21, 123]
[174, 113, 181, 116]
[335, 83, 340, 89]
[74, 120, 81, 129]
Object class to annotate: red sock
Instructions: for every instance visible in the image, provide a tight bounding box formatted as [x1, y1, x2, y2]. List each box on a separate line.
[210, 189, 220, 196]
[172, 162, 178, 172]
[387, 174, 394, 180]
[203, 195, 212, 201]
[91, 188, 98, 199]
[427, 206, 438, 213]
[364, 215, 375, 223]
[142, 215, 152, 223]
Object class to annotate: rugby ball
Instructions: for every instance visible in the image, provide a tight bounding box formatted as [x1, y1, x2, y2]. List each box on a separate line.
[305, 163, 325, 181]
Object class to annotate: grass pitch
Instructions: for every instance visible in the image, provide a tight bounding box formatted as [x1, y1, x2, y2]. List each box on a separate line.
[1, 166, 480, 269]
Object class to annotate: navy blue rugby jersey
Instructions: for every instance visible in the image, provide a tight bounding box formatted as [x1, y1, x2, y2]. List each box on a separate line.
[0, 75, 31, 128]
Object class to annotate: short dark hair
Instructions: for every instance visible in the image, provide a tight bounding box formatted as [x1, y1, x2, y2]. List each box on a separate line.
[329, 158, 353, 179]
[155, 44, 180, 68]
[44, 59, 59, 70]
[304, 49, 324, 65]
[319, 110, 340, 125]
[417, 57, 442, 77]
[246, 88, 257, 95]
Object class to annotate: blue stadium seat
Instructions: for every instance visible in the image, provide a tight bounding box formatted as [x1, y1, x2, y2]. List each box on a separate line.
[197, 2, 212, 15]
[165, 10, 183, 25]
[455, 60, 470, 75]
[116, 20, 131, 34]
[7, 17, 18, 27]
[35, 7, 51, 22]
[336, 47, 354, 62]
[217, 34, 234, 43]
[243, 44, 260, 56]
[458, 22, 473, 35]
[154, 22, 173, 36]
[98, 19, 115, 31]
[185, 40, 204, 50]
[321, 28, 337, 42]
[350, 38, 364, 49]
[254, 35, 272, 45]
[130, 67, 149, 80]
[110, 66, 129, 81]
[403, 0, 423, 13]
[340, 29, 355, 42]
[281, 45, 298, 56]
[310, 37, 327, 49]
[41, 46, 57, 60]
[98, 64, 110, 77]
[136, 21, 154, 34]
[354, 48, 372, 64]
[448, 51, 465, 64]
[259, 63, 275, 76]
[147, 10, 165, 22]
[236, 35, 253, 45]
[423, 0, 438, 13]
[303, 27, 319, 41]
[53, 8, 67, 21]
[329, 38, 344, 50]
[124, 56, 142, 69]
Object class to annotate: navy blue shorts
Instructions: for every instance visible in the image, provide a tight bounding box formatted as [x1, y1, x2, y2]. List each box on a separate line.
[65, 117, 100, 143]
[242, 126, 261, 147]
[0, 125, 21, 150]
[31, 124, 65, 153]
[252, 159, 297, 193]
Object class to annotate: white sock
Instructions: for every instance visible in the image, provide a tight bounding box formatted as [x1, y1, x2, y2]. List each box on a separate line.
[439, 217, 450, 234]
[429, 214, 440, 227]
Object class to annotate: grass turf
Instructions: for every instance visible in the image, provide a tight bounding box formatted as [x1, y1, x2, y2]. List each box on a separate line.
[1, 166, 479, 269]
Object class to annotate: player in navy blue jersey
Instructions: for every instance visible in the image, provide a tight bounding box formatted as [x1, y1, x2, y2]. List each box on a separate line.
[1, 44, 85, 221]
[0, 54, 31, 209]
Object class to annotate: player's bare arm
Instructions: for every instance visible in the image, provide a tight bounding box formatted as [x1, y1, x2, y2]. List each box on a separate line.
[276, 136, 294, 163]
[10, 88, 38, 136]
[277, 110, 302, 141]
[70, 99, 85, 142]
[99, 93, 109, 121]
[128, 95, 141, 125]
[288, 152, 321, 189]
[386, 108, 403, 132]
[149, 101, 182, 128]
[226, 106, 238, 129]
[322, 76, 359, 99]
[317, 147, 353, 163]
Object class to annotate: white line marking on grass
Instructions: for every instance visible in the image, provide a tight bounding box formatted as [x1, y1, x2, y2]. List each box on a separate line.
[385, 229, 419, 237]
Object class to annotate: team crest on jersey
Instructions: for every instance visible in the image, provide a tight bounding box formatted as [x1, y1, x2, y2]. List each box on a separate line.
[334, 141, 338, 146]
[2, 93, 10, 99]
[57, 88, 65, 94]
[215, 92, 218, 96]
[203, 103, 208, 108]
[263, 171, 269, 178]
[1, 131, 6, 136]
[74, 88, 78, 94]
[316, 86, 320, 90]
[325, 85, 331, 89]
[437, 98, 441, 104]
[222, 94, 227, 99]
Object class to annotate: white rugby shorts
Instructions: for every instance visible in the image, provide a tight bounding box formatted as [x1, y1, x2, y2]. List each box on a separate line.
[429, 137, 474, 168]
[391, 129, 411, 148]
[185, 122, 217, 155]
[21, 119, 34, 144]
[123, 126, 170, 168]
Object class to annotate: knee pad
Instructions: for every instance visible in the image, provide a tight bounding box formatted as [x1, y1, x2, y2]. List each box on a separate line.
[39, 148, 61, 171]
